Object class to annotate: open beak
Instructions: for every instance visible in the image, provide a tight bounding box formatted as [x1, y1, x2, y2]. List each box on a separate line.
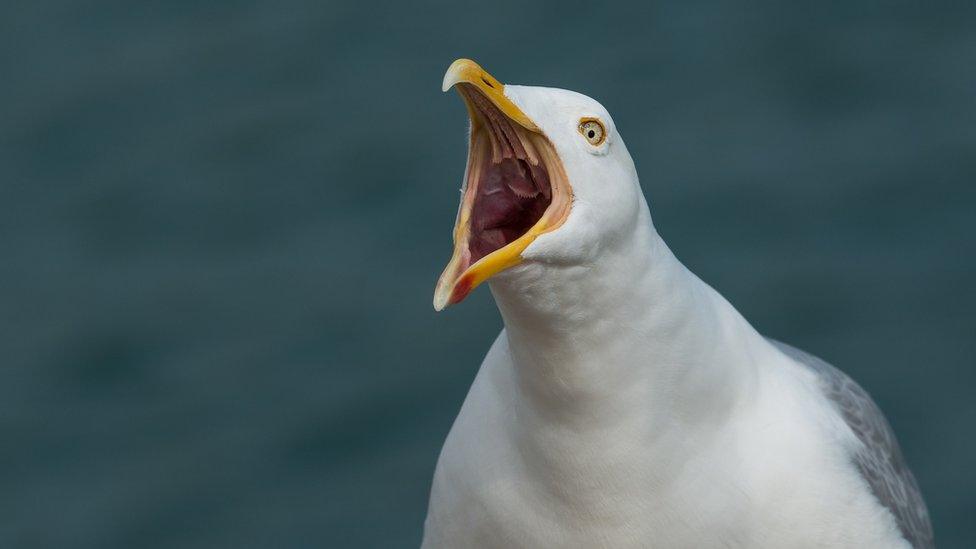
[433, 59, 573, 310]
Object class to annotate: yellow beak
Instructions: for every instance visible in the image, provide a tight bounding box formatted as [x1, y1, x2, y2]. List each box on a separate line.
[440, 59, 540, 132]
[433, 59, 572, 311]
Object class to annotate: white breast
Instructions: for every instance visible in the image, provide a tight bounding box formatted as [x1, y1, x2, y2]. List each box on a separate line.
[422, 331, 910, 549]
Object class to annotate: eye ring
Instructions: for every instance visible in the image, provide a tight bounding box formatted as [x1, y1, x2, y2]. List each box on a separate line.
[578, 118, 607, 146]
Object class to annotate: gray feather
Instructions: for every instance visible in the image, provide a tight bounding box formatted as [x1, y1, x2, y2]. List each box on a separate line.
[768, 339, 934, 548]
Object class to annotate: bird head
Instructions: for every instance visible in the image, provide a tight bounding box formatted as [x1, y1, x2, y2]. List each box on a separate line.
[434, 59, 643, 310]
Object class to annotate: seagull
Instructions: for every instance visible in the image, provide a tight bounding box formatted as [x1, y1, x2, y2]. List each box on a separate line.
[423, 59, 933, 549]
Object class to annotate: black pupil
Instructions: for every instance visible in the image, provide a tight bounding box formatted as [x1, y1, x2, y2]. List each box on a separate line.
[587, 129, 596, 138]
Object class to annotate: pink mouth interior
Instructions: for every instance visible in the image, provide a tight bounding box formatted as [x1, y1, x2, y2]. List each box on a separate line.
[462, 86, 552, 264]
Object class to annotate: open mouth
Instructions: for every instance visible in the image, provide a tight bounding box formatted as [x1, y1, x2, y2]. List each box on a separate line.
[434, 59, 572, 310]
[461, 86, 552, 265]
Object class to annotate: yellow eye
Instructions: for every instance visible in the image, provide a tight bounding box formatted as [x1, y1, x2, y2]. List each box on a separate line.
[578, 118, 606, 146]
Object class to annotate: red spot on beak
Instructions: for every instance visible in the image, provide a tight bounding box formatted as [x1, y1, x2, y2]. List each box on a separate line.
[450, 275, 474, 305]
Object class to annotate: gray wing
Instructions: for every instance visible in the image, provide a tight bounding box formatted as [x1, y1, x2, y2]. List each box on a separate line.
[768, 339, 934, 549]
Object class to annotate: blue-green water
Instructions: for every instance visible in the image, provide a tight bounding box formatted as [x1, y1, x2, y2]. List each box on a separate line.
[1, 1, 974, 547]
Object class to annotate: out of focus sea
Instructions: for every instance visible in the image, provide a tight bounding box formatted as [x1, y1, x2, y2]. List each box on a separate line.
[1, 2, 973, 547]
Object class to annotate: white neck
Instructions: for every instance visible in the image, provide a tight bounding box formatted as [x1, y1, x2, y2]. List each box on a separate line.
[488, 200, 764, 441]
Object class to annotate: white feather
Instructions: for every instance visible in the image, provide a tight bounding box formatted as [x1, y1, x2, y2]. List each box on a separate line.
[423, 84, 910, 549]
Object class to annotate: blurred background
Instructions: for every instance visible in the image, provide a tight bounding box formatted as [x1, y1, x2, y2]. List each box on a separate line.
[2, 1, 974, 547]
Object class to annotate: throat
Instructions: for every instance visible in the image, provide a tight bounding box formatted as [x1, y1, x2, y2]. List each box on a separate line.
[487, 217, 761, 427]
[468, 156, 551, 263]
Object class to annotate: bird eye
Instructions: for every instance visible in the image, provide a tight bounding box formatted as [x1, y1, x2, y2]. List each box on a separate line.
[578, 118, 606, 146]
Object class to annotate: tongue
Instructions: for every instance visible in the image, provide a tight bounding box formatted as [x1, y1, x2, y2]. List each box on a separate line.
[476, 185, 523, 231]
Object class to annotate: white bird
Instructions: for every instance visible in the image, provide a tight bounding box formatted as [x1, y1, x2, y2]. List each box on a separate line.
[424, 59, 933, 549]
